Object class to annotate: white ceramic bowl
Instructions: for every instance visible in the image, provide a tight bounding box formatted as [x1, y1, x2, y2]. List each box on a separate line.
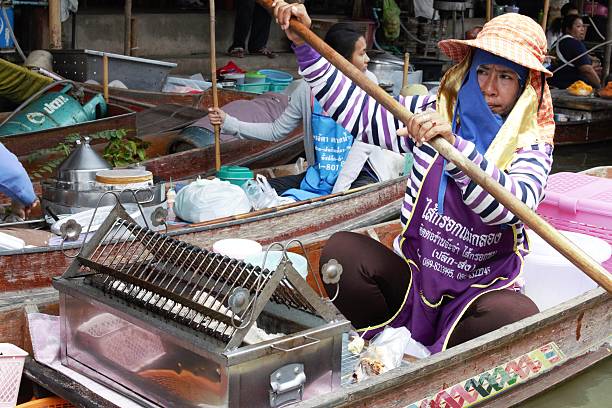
[244, 251, 308, 279]
[212, 238, 262, 260]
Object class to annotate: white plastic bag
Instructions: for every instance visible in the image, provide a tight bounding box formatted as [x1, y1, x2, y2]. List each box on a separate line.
[352, 326, 430, 383]
[242, 174, 294, 210]
[174, 178, 251, 223]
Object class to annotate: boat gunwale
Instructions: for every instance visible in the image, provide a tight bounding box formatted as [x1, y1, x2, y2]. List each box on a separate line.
[299, 287, 610, 407]
[0, 175, 407, 256]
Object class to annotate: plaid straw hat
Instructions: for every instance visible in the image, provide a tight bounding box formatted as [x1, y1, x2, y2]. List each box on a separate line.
[438, 13, 555, 145]
[438, 13, 551, 77]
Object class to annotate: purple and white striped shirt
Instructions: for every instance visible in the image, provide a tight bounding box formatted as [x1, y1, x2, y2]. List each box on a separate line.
[294, 44, 553, 246]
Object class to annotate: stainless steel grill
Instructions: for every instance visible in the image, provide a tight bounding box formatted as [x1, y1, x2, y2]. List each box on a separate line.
[53, 204, 350, 407]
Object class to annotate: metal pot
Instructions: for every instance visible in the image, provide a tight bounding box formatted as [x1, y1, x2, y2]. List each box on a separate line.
[57, 137, 112, 187]
[368, 57, 423, 96]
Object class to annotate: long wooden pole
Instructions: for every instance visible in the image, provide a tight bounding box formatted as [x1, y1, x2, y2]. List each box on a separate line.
[102, 54, 109, 103]
[604, 0, 612, 80]
[541, 0, 550, 30]
[256, 0, 612, 293]
[486, 0, 492, 22]
[209, 0, 221, 171]
[402, 52, 410, 89]
[48, 0, 62, 49]
[124, 0, 132, 55]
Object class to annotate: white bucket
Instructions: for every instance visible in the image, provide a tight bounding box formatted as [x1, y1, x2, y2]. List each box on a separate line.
[523, 230, 611, 311]
[212, 238, 262, 260]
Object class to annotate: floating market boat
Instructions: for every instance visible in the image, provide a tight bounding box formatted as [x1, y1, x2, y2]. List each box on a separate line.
[1, 210, 609, 407]
[82, 83, 254, 112]
[552, 89, 612, 145]
[0, 174, 406, 294]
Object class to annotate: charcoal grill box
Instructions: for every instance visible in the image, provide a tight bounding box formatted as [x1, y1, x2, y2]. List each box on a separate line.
[53, 204, 350, 408]
[51, 50, 177, 92]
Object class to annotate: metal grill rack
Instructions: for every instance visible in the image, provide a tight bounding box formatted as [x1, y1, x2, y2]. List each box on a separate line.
[53, 204, 349, 407]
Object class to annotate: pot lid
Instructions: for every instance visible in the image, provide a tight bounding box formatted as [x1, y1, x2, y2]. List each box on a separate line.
[58, 137, 111, 176]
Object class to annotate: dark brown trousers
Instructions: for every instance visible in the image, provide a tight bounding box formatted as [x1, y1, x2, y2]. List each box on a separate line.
[320, 231, 539, 348]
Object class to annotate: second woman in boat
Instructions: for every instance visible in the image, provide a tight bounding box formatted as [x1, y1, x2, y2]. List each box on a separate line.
[208, 23, 404, 200]
[548, 14, 602, 89]
[273, 1, 553, 353]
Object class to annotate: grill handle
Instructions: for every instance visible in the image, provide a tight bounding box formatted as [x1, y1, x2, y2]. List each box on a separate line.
[269, 335, 320, 353]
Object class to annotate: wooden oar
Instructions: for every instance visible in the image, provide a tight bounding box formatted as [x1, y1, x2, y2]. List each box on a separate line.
[209, 0, 221, 171]
[256, 0, 612, 293]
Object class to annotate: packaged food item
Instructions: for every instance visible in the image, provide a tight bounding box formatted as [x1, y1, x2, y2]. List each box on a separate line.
[567, 80, 593, 96]
[598, 81, 612, 98]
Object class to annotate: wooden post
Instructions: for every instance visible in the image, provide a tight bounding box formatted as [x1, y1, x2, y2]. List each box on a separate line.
[604, 0, 612, 80]
[541, 0, 550, 30]
[486, 0, 492, 22]
[124, 0, 132, 55]
[255, 0, 612, 293]
[103, 54, 109, 103]
[209, 0, 221, 171]
[402, 53, 409, 90]
[48, 0, 62, 49]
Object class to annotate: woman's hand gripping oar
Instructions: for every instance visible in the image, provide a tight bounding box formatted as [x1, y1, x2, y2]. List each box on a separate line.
[257, 0, 612, 293]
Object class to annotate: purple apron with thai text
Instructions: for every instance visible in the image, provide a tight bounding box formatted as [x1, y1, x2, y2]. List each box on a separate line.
[388, 154, 523, 353]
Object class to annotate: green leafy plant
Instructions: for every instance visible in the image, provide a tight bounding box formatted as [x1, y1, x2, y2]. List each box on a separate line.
[102, 130, 150, 168]
[26, 128, 149, 179]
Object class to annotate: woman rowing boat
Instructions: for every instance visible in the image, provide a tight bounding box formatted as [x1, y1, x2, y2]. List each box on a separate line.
[273, 1, 555, 353]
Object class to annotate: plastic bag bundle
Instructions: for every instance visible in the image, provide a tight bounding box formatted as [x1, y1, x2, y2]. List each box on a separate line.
[382, 0, 401, 41]
[242, 174, 294, 210]
[352, 326, 430, 383]
[174, 178, 251, 223]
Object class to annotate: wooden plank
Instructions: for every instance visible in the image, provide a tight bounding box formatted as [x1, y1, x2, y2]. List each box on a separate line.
[23, 358, 121, 408]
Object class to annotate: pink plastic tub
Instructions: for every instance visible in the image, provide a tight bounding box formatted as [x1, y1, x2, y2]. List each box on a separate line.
[536, 172, 612, 272]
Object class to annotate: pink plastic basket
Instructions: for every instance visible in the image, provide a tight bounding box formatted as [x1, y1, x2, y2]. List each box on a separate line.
[537, 172, 612, 272]
[0, 343, 28, 408]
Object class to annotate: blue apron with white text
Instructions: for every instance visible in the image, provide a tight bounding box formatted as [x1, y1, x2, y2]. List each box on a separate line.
[283, 97, 353, 200]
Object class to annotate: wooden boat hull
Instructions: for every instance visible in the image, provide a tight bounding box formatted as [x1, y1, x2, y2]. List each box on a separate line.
[552, 90, 612, 145]
[2, 218, 610, 407]
[305, 287, 610, 407]
[554, 116, 612, 145]
[0, 176, 405, 294]
[83, 85, 255, 111]
[1, 89, 303, 205]
[2, 103, 136, 157]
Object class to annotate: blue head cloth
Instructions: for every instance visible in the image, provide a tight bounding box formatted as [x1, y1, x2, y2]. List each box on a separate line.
[453, 49, 528, 153]
[437, 49, 528, 214]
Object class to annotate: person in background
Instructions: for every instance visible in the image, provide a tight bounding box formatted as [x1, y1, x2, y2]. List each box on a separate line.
[227, 0, 276, 58]
[548, 14, 601, 89]
[546, 2, 580, 49]
[210, 23, 405, 199]
[273, 1, 553, 353]
[0, 143, 38, 220]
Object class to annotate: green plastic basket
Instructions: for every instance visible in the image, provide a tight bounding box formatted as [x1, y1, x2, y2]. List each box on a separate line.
[237, 83, 270, 94]
[269, 83, 290, 92]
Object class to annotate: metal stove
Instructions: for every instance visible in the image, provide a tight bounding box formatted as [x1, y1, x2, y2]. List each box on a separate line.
[53, 204, 350, 407]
